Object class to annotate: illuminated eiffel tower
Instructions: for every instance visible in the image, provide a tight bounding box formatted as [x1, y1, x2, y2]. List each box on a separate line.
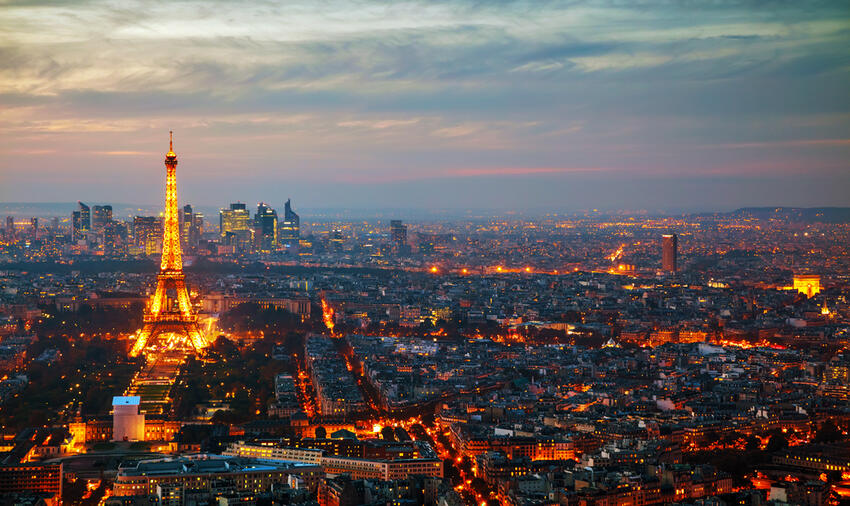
[130, 133, 207, 357]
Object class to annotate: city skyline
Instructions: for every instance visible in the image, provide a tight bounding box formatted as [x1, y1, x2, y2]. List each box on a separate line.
[2, 1, 849, 210]
[3, 3, 850, 502]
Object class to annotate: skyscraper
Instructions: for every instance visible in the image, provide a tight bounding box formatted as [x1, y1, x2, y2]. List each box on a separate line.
[5, 216, 14, 240]
[280, 199, 300, 243]
[390, 220, 407, 253]
[78, 202, 90, 230]
[181, 204, 193, 245]
[220, 203, 250, 238]
[662, 233, 678, 273]
[73, 202, 90, 240]
[181, 204, 202, 251]
[254, 202, 278, 250]
[134, 216, 162, 255]
[92, 205, 112, 231]
[104, 221, 128, 255]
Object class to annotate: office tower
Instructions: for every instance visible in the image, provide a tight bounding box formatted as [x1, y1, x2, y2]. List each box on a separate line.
[280, 199, 300, 243]
[220, 203, 252, 251]
[662, 233, 678, 273]
[181, 204, 202, 251]
[72, 202, 90, 240]
[134, 216, 162, 255]
[92, 205, 112, 230]
[50, 217, 59, 232]
[220, 203, 250, 238]
[254, 203, 278, 249]
[72, 211, 81, 239]
[330, 229, 344, 250]
[390, 220, 407, 248]
[78, 202, 91, 231]
[193, 213, 204, 239]
[30, 218, 38, 238]
[104, 221, 128, 255]
[254, 202, 278, 250]
[130, 132, 205, 357]
[181, 204, 193, 245]
[5, 216, 14, 240]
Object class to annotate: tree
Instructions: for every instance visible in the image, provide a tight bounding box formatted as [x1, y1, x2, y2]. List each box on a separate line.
[745, 435, 760, 451]
[766, 433, 789, 452]
[814, 420, 843, 443]
[471, 477, 490, 497]
[381, 426, 396, 441]
[314, 426, 326, 439]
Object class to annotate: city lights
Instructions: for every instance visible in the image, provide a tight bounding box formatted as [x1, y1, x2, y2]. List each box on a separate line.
[0, 0, 847, 502]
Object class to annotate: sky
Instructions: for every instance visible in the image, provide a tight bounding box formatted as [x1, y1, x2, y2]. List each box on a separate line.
[0, 0, 848, 212]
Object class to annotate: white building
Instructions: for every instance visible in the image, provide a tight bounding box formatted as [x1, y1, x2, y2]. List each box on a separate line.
[112, 396, 145, 442]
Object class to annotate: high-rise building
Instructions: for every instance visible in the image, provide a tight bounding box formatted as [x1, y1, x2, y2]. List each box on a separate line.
[134, 216, 162, 255]
[220, 203, 251, 238]
[5, 216, 14, 240]
[181, 204, 193, 245]
[220, 203, 252, 251]
[193, 213, 204, 241]
[73, 202, 90, 240]
[254, 202, 278, 250]
[390, 220, 407, 251]
[104, 221, 128, 255]
[181, 204, 202, 251]
[92, 204, 113, 230]
[78, 202, 90, 230]
[662, 233, 678, 273]
[280, 199, 300, 243]
[71, 211, 81, 239]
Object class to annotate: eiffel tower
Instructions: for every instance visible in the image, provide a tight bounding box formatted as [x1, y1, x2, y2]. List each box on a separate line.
[129, 133, 207, 357]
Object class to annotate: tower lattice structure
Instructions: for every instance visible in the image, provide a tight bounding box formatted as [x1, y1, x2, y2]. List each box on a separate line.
[130, 133, 207, 357]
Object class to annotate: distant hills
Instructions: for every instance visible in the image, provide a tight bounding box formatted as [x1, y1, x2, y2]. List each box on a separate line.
[725, 207, 850, 223]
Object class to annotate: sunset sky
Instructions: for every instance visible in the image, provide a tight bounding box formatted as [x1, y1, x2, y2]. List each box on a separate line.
[1, 0, 848, 211]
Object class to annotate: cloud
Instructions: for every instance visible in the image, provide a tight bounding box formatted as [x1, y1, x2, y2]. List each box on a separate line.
[447, 166, 604, 177]
[0, 0, 848, 208]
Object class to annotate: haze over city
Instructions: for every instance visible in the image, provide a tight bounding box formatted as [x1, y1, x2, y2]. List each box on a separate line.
[2, 0, 849, 210]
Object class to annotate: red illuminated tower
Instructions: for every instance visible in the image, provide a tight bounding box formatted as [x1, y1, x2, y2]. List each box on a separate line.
[130, 133, 206, 357]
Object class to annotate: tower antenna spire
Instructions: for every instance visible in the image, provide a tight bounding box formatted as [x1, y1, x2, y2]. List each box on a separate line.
[169, 130, 173, 152]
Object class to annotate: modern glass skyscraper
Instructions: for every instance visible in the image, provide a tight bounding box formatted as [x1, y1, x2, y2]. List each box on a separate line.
[181, 204, 202, 250]
[280, 199, 300, 243]
[254, 202, 278, 249]
[220, 203, 251, 237]
[133, 216, 162, 255]
[72, 201, 90, 240]
[390, 219, 407, 252]
[92, 204, 112, 231]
